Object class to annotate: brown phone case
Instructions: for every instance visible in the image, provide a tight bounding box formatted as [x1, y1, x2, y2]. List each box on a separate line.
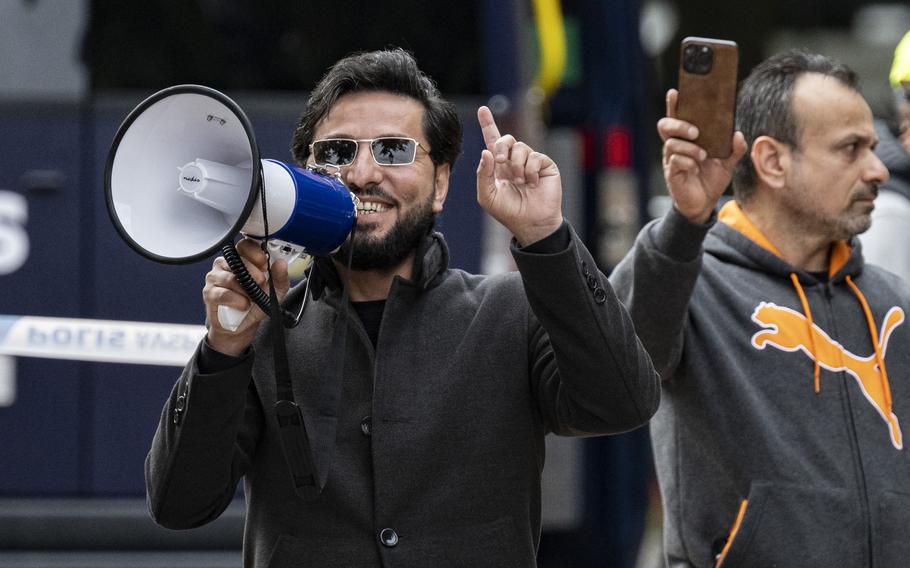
[676, 37, 739, 158]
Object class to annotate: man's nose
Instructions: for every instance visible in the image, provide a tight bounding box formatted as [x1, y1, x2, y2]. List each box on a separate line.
[342, 142, 383, 189]
[865, 151, 890, 186]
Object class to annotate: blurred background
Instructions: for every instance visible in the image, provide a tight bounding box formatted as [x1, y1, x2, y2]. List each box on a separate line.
[1, 0, 908, 566]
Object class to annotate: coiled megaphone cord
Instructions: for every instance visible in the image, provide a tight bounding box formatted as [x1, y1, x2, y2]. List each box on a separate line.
[221, 242, 272, 314]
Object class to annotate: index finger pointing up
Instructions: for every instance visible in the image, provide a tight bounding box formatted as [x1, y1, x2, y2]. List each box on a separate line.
[477, 105, 502, 149]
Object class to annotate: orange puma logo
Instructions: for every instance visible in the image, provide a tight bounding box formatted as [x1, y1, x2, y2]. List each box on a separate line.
[751, 302, 904, 449]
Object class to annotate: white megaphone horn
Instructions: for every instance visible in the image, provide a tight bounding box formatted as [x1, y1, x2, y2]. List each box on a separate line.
[104, 85, 358, 331]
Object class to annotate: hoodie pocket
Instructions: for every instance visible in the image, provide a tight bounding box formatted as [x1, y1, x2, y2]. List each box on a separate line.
[714, 499, 748, 567]
[714, 481, 863, 568]
[875, 489, 910, 566]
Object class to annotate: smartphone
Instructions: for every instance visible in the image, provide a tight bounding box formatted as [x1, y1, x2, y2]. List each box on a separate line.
[676, 37, 739, 158]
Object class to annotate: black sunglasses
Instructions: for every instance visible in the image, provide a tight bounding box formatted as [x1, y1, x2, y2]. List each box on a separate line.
[310, 137, 428, 167]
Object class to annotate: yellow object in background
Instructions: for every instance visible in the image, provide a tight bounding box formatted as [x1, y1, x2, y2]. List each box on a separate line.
[532, 0, 567, 98]
[890, 29, 910, 88]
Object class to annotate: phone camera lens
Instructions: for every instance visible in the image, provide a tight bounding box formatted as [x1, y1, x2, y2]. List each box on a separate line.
[683, 43, 714, 75]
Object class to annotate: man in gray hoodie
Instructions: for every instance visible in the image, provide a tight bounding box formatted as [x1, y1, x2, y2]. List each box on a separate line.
[611, 50, 910, 566]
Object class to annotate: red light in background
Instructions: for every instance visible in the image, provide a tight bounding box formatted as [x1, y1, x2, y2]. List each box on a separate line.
[604, 126, 632, 168]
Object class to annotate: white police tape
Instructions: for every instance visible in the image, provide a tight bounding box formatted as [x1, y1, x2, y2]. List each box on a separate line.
[0, 315, 206, 367]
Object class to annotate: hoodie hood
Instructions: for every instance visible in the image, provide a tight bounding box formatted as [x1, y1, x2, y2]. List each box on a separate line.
[706, 201, 863, 283]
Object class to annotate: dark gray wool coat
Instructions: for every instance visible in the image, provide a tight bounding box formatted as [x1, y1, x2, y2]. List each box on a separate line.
[146, 224, 660, 568]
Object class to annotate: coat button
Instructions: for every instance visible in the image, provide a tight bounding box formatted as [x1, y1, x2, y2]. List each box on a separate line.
[379, 528, 399, 547]
[360, 416, 372, 436]
[586, 274, 598, 290]
[173, 394, 186, 425]
[593, 287, 607, 304]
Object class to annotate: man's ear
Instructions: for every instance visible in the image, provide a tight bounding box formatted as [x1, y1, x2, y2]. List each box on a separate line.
[750, 135, 791, 190]
[432, 164, 451, 213]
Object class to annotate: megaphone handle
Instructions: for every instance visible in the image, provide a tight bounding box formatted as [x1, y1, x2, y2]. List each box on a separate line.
[218, 304, 254, 332]
[217, 240, 307, 332]
[216, 255, 273, 331]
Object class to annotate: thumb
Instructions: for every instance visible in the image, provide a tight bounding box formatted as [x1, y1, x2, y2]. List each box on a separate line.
[476, 149, 496, 202]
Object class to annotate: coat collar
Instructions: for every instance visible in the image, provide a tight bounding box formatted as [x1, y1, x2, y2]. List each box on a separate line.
[307, 230, 450, 301]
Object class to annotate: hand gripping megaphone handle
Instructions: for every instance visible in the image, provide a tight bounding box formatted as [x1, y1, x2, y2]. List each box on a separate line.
[217, 240, 309, 331]
[218, 303, 254, 332]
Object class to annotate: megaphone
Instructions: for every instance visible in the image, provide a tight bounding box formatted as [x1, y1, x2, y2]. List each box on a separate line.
[104, 85, 357, 330]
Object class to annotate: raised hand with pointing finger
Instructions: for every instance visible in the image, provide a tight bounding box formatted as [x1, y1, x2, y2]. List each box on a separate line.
[475, 106, 564, 246]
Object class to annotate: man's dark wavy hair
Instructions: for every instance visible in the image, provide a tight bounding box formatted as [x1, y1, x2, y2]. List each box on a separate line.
[732, 49, 859, 202]
[291, 48, 462, 172]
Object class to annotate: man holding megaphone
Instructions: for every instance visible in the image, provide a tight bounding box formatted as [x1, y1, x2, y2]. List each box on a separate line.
[143, 48, 659, 567]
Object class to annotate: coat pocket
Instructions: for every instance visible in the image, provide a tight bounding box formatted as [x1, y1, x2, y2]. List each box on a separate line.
[404, 515, 527, 568]
[875, 489, 910, 566]
[714, 481, 863, 568]
[264, 533, 377, 568]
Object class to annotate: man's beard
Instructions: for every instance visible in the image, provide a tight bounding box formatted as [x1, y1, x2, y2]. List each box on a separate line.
[333, 185, 436, 271]
[843, 184, 879, 237]
[786, 164, 879, 241]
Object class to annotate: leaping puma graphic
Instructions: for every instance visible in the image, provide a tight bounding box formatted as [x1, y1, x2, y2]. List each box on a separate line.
[751, 302, 905, 449]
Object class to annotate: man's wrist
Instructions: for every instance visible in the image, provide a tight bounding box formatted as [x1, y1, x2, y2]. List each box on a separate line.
[652, 206, 715, 262]
[519, 221, 570, 253]
[512, 218, 565, 248]
[199, 335, 249, 373]
[204, 329, 253, 359]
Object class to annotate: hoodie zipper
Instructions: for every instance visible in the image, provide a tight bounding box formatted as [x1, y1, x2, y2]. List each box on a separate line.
[719, 201, 884, 565]
[825, 282, 873, 566]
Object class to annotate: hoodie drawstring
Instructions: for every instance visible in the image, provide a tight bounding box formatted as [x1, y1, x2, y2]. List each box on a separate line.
[845, 275, 894, 412]
[719, 201, 893, 407]
[789, 273, 822, 393]
[787, 272, 894, 413]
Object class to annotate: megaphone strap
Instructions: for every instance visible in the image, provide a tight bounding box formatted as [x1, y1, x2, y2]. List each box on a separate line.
[268, 262, 321, 501]
[251, 164, 320, 500]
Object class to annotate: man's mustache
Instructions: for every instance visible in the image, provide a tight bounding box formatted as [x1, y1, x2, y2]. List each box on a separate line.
[348, 184, 397, 206]
[852, 184, 879, 202]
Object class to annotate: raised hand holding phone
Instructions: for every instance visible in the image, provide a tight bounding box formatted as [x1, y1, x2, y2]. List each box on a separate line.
[676, 37, 739, 158]
[658, 37, 747, 224]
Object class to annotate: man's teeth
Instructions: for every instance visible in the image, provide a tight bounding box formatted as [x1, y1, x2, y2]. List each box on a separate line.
[357, 202, 386, 214]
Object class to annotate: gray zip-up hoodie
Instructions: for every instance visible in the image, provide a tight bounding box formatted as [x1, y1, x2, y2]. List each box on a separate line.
[611, 202, 910, 567]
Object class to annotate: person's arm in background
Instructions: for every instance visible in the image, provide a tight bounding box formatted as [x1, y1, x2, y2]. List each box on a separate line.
[609, 89, 746, 378]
